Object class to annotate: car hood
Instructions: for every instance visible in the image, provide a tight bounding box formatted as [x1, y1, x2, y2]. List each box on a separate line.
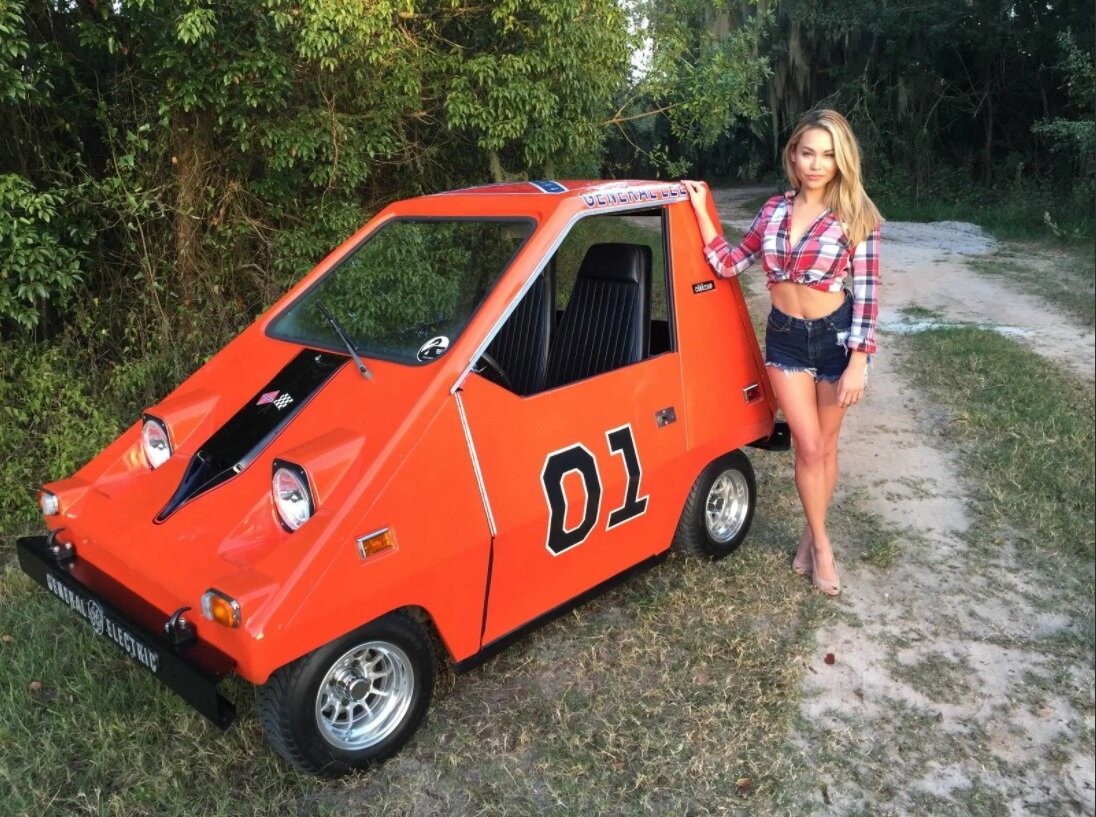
[50, 339, 449, 619]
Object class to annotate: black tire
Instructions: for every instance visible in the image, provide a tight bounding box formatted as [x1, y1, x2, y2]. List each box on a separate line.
[256, 612, 435, 777]
[671, 450, 757, 560]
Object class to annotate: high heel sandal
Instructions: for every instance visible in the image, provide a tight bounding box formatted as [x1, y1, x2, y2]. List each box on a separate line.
[792, 549, 812, 576]
[792, 532, 813, 576]
[812, 556, 841, 597]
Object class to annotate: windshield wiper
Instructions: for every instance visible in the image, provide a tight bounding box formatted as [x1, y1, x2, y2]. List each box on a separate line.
[316, 302, 373, 380]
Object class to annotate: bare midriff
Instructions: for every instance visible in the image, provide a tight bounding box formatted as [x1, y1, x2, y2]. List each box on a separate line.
[769, 280, 845, 319]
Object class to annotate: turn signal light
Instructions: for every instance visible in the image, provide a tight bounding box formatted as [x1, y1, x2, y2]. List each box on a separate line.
[201, 589, 241, 628]
[38, 490, 60, 516]
[356, 528, 397, 560]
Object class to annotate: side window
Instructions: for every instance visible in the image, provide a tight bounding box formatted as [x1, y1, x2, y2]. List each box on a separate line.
[478, 208, 674, 395]
[554, 211, 668, 334]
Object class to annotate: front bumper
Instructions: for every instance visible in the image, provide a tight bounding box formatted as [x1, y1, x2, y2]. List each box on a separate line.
[16, 535, 237, 728]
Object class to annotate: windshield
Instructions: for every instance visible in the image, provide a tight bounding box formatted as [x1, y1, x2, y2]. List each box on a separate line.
[268, 218, 535, 364]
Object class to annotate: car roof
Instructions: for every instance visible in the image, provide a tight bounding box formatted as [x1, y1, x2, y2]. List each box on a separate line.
[429, 179, 681, 199]
[402, 179, 689, 218]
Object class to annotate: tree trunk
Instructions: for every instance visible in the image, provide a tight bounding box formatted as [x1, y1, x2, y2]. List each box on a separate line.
[172, 108, 213, 302]
[983, 63, 994, 185]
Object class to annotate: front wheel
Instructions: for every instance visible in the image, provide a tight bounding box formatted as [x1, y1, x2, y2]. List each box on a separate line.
[672, 450, 757, 560]
[256, 612, 435, 777]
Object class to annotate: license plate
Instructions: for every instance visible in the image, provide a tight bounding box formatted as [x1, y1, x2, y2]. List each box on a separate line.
[44, 571, 162, 675]
[18, 535, 237, 727]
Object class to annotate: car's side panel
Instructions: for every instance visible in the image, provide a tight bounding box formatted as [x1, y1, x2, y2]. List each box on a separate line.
[667, 202, 777, 458]
[230, 395, 493, 681]
[459, 355, 687, 645]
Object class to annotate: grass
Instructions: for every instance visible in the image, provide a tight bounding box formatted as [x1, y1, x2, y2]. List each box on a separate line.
[898, 305, 945, 321]
[889, 650, 976, 704]
[899, 325, 1095, 744]
[0, 516, 829, 815]
[873, 180, 1093, 244]
[0, 433, 906, 817]
[967, 243, 1096, 329]
[903, 327, 1095, 564]
[741, 192, 777, 215]
[800, 697, 1009, 817]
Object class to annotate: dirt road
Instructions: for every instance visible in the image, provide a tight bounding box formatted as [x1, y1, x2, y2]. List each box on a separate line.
[711, 187, 1096, 816]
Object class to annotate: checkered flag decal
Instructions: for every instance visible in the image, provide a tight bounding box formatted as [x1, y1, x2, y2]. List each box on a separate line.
[273, 393, 294, 410]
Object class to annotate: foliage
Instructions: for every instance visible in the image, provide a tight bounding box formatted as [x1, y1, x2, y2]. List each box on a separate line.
[759, 0, 1092, 177]
[0, 338, 124, 535]
[1032, 30, 1096, 187]
[608, 0, 772, 177]
[678, 0, 1094, 240]
[0, 0, 641, 348]
[0, 174, 84, 328]
[872, 173, 1094, 243]
[0, 0, 30, 102]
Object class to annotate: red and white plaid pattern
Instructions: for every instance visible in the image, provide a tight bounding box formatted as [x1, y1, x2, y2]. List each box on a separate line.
[702, 191, 881, 355]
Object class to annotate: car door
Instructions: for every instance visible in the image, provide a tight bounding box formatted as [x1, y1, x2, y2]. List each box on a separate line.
[458, 355, 686, 644]
[456, 211, 687, 645]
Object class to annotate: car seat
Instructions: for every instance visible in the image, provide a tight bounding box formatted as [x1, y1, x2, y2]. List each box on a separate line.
[545, 242, 651, 389]
[484, 265, 553, 395]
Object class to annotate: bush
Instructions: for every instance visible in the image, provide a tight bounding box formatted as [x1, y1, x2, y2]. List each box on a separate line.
[0, 175, 84, 330]
[0, 338, 125, 540]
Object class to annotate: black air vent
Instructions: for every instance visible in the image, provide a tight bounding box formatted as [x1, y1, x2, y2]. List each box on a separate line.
[155, 349, 346, 522]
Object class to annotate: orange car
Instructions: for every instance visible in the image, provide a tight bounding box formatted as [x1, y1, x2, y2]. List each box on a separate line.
[19, 180, 787, 776]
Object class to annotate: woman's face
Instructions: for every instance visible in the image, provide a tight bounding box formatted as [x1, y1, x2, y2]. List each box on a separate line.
[792, 127, 837, 193]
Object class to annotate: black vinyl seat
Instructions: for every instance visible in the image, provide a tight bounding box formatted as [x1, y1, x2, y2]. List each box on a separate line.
[545, 242, 651, 389]
[484, 267, 552, 395]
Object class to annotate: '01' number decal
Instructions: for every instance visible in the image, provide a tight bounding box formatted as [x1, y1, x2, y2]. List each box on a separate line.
[540, 424, 648, 556]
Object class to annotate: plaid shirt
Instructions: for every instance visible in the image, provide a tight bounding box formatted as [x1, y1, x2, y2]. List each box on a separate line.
[703, 191, 881, 354]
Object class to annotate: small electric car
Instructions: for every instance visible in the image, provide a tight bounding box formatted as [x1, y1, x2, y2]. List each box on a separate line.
[18, 180, 787, 776]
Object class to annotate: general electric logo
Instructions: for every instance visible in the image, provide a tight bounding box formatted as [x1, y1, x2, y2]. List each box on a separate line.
[86, 599, 106, 636]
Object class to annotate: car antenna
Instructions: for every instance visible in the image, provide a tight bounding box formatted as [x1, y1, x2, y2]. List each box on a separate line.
[317, 302, 373, 380]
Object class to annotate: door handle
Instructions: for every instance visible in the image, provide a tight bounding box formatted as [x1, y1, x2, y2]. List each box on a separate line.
[655, 407, 677, 427]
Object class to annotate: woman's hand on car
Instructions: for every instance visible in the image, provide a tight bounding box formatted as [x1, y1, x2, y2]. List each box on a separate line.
[683, 180, 708, 212]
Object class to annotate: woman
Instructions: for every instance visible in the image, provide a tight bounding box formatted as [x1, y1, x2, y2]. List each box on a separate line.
[684, 109, 882, 596]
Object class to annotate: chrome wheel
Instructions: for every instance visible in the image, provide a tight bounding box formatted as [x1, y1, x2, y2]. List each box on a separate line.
[705, 468, 750, 543]
[314, 641, 415, 751]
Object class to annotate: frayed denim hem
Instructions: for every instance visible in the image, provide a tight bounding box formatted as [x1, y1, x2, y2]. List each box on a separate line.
[765, 361, 842, 383]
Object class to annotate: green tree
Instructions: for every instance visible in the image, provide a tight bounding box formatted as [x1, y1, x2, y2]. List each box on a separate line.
[1032, 30, 1095, 183]
[609, 0, 772, 177]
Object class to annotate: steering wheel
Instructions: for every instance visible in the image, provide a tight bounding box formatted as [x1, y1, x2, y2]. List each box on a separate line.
[475, 351, 514, 391]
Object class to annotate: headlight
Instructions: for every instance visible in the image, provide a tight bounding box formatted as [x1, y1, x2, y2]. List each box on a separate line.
[272, 460, 314, 531]
[141, 415, 172, 469]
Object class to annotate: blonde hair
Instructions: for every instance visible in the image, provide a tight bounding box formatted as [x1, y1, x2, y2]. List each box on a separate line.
[783, 109, 882, 246]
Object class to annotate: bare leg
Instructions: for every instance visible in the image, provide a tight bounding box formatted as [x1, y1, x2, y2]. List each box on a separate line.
[796, 380, 849, 569]
[767, 370, 834, 583]
[810, 380, 849, 588]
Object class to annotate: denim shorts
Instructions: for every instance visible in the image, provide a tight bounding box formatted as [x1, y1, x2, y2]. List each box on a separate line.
[764, 293, 853, 383]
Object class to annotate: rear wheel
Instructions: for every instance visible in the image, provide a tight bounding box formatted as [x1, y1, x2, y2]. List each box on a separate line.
[256, 612, 435, 777]
[672, 450, 756, 560]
